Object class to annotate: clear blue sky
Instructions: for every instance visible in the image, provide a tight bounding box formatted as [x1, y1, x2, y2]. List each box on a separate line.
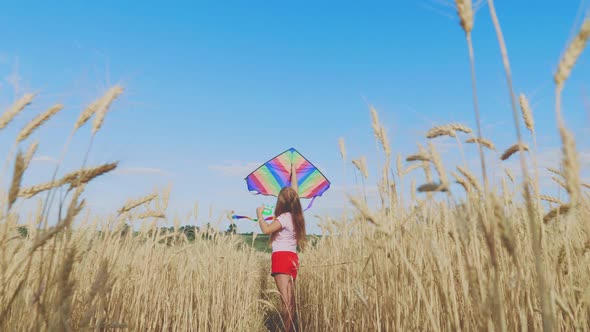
[1, 1, 589, 234]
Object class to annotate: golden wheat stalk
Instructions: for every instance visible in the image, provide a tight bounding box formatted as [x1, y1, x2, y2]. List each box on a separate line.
[79, 260, 109, 328]
[348, 195, 378, 225]
[417, 143, 433, 183]
[24, 140, 39, 168]
[338, 137, 346, 161]
[497, 216, 516, 260]
[504, 169, 515, 183]
[518, 94, 535, 133]
[403, 163, 422, 176]
[557, 245, 566, 267]
[547, 167, 563, 178]
[119, 193, 158, 215]
[426, 126, 456, 139]
[8, 151, 26, 209]
[417, 182, 448, 193]
[92, 86, 124, 135]
[551, 176, 567, 190]
[500, 143, 529, 161]
[380, 126, 392, 159]
[428, 142, 448, 185]
[63, 185, 87, 228]
[455, 0, 473, 33]
[73, 164, 119, 187]
[406, 154, 430, 162]
[20, 169, 98, 199]
[19, 181, 62, 198]
[502, 177, 513, 207]
[74, 100, 100, 131]
[429, 123, 473, 139]
[18, 164, 118, 199]
[539, 195, 563, 204]
[370, 105, 381, 141]
[137, 210, 166, 220]
[554, 19, 590, 87]
[352, 157, 368, 179]
[17, 104, 63, 142]
[369, 106, 391, 159]
[492, 197, 516, 260]
[161, 185, 172, 211]
[396, 154, 403, 178]
[457, 166, 481, 193]
[64, 162, 119, 188]
[449, 123, 473, 134]
[0, 93, 35, 130]
[465, 137, 496, 150]
[559, 127, 581, 205]
[452, 171, 470, 192]
[52, 247, 76, 331]
[554, 292, 575, 322]
[543, 204, 571, 223]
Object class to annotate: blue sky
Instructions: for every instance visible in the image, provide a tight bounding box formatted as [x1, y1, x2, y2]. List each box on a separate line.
[1, 1, 589, 234]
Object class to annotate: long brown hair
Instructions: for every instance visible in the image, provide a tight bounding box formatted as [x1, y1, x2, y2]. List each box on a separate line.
[271, 187, 306, 250]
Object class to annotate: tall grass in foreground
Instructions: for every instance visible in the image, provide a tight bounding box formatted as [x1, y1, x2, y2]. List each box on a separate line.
[2, 218, 265, 331]
[0, 5, 589, 332]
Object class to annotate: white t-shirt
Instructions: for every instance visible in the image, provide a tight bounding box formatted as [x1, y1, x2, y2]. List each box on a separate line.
[271, 212, 297, 253]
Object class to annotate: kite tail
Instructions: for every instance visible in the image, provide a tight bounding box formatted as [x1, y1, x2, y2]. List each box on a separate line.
[303, 196, 316, 212]
[232, 197, 317, 222]
[231, 215, 274, 222]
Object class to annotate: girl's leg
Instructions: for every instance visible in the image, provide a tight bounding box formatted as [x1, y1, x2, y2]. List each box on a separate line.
[274, 274, 295, 332]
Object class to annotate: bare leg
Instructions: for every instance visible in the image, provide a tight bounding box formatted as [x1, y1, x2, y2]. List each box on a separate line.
[274, 274, 296, 332]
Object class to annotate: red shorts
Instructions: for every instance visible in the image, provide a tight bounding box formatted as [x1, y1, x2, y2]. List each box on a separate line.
[271, 251, 300, 280]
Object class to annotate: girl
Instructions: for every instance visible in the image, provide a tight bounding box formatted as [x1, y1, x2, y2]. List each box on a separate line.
[256, 164, 305, 332]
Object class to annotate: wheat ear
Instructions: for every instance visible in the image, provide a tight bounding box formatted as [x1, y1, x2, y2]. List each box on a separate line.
[137, 210, 166, 220]
[0, 93, 35, 130]
[465, 137, 496, 150]
[559, 127, 581, 205]
[119, 192, 158, 214]
[17, 104, 63, 142]
[452, 171, 470, 192]
[406, 154, 431, 162]
[428, 142, 448, 185]
[554, 19, 590, 88]
[457, 166, 482, 193]
[418, 182, 449, 193]
[92, 86, 124, 135]
[338, 137, 346, 162]
[539, 195, 563, 204]
[8, 151, 26, 209]
[455, 0, 473, 33]
[519, 94, 535, 134]
[74, 100, 99, 131]
[352, 157, 368, 179]
[543, 204, 571, 223]
[500, 143, 529, 161]
[24, 140, 39, 168]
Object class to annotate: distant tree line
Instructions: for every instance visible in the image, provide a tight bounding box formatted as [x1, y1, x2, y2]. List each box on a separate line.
[14, 222, 240, 243]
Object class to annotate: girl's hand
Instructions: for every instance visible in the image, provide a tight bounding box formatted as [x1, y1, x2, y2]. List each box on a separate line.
[256, 205, 265, 217]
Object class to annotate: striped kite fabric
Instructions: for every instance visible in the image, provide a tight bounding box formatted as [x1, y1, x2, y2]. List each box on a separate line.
[245, 148, 330, 199]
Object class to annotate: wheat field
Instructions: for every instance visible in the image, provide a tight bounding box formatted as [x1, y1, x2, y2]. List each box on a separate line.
[1, 3, 590, 331]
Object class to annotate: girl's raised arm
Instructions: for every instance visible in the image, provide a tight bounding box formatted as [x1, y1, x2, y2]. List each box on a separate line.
[290, 162, 298, 194]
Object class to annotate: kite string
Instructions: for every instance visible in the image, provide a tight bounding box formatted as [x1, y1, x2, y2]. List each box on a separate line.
[298, 258, 365, 269]
[231, 215, 274, 222]
[231, 197, 317, 222]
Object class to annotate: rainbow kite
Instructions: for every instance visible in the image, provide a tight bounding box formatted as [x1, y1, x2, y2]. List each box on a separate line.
[246, 148, 331, 199]
[232, 148, 330, 221]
